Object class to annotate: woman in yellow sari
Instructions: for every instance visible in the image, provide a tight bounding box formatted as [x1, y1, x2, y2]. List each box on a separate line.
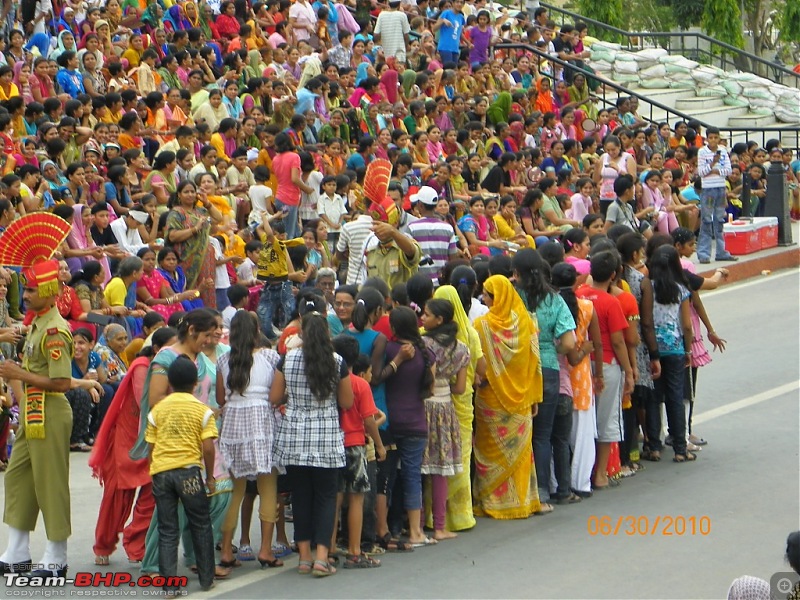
[434, 285, 485, 531]
[473, 275, 543, 519]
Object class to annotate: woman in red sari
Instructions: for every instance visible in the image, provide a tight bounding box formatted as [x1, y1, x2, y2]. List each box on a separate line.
[135, 247, 193, 320]
[89, 326, 178, 565]
[55, 259, 87, 332]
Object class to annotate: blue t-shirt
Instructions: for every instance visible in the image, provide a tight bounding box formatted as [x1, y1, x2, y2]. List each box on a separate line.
[346, 152, 369, 171]
[345, 328, 388, 430]
[72, 351, 101, 379]
[437, 9, 465, 53]
[653, 285, 690, 355]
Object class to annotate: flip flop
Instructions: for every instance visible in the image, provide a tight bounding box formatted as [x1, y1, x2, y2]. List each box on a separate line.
[535, 502, 555, 514]
[411, 537, 437, 548]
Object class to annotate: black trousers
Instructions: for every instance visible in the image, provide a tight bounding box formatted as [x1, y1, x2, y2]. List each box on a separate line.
[286, 465, 338, 549]
[152, 467, 215, 591]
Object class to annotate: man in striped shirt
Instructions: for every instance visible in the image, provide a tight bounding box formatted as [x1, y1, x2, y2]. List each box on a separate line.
[407, 186, 460, 286]
[697, 127, 738, 263]
[337, 213, 375, 285]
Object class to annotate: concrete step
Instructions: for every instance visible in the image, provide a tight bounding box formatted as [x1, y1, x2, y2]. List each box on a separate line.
[675, 96, 725, 111]
[728, 113, 781, 128]
[646, 104, 750, 128]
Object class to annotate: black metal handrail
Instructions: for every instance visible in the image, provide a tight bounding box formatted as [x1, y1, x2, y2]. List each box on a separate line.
[532, 0, 799, 88]
[492, 42, 800, 152]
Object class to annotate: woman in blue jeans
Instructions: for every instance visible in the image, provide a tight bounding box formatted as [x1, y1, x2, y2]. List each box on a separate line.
[382, 307, 437, 547]
[513, 249, 576, 508]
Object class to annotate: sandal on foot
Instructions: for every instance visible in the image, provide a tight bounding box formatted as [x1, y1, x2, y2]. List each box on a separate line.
[378, 533, 413, 552]
[237, 544, 255, 561]
[535, 503, 555, 514]
[410, 537, 437, 548]
[361, 543, 386, 555]
[258, 556, 283, 568]
[272, 543, 292, 558]
[218, 559, 241, 568]
[673, 451, 697, 463]
[214, 566, 232, 579]
[556, 493, 582, 505]
[94, 555, 110, 566]
[642, 449, 661, 462]
[689, 434, 708, 446]
[343, 554, 381, 569]
[312, 560, 336, 577]
[297, 560, 313, 575]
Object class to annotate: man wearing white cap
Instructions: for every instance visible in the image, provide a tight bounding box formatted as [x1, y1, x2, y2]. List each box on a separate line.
[111, 209, 162, 256]
[407, 186, 461, 286]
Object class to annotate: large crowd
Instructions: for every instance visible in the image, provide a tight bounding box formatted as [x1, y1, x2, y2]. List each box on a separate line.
[0, 0, 797, 593]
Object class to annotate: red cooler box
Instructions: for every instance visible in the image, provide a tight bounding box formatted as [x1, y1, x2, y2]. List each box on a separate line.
[752, 217, 778, 250]
[722, 220, 759, 255]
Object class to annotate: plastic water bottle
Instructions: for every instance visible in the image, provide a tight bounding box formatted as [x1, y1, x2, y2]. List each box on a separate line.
[7, 429, 15, 459]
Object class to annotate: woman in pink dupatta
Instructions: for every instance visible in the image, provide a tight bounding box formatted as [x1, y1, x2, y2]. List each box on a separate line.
[67, 204, 113, 283]
[380, 68, 399, 105]
[13, 61, 34, 105]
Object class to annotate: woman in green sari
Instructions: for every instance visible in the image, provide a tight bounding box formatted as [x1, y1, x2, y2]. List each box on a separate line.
[567, 73, 598, 121]
[487, 91, 512, 126]
[318, 109, 350, 146]
[434, 284, 485, 531]
[163, 180, 224, 309]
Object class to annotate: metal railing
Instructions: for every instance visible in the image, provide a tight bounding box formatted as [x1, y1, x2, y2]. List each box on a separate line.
[492, 42, 800, 152]
[533, 1, 800, 89]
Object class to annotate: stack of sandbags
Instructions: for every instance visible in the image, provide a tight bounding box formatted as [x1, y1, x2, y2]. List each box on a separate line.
[691, 65, 727, 97]
[635, 48, 668, 88]
[659, 55, 700, 89]
[611, 50, 641, 86]
[774, 87, 800, 123]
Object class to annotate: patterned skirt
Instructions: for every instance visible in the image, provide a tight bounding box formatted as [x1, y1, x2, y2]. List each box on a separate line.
[421, 383, 463, 476]
[219, 402, 279, 479]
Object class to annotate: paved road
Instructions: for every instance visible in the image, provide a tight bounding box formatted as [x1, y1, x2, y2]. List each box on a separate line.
[1, 269, 798, 599]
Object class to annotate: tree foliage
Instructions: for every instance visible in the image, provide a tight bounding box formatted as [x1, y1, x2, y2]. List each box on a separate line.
[702, 0, 745, 47]
[779, 0, 800, 42]
[576, 0, 626, 43]
[671, 0, 704, 29]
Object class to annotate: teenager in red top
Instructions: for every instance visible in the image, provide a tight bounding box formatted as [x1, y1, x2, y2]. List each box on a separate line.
[575, 251, 634, 490]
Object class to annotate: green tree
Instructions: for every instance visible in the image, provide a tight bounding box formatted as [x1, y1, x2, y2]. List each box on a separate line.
[702, 0, 745, 47]
[779, 0, 800, 42]
[576, 0, 626, 43]
[671, 0, 704, 29]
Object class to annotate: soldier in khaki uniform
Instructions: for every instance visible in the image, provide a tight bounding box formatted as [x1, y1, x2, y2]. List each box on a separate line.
[0, 260, 77, 578]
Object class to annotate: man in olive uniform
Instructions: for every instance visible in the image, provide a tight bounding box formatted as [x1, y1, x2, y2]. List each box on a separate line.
[0, 260, 75, 578]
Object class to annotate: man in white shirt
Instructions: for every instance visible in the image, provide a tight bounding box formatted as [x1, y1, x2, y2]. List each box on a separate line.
[696, 127, 737, 263]
[374, 1, 411, 64]
[110, 210, 160, 256]
[336, 214, 374, 285]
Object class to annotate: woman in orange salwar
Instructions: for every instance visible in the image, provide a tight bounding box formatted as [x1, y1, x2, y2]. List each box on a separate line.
[473, 275, 543, 519]
[89, 327, 177, 565]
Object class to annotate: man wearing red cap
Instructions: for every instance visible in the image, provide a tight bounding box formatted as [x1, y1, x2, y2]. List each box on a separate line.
[0, 259, 75, 579]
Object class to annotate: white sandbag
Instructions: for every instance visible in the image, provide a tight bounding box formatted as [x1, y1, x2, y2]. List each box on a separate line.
[664, 63, 694, 74]
[741, 86, 775, 100]
[612, 72, 640, 84]
[659, 55, 699, 69]
[691, 67, 721, 85]
[697, 85, 727, 97]
[721, 80, 742, 95]
[634, 48, 668, 62]
[750, 107, 774, 116]
[748, 96, 776, 108]
[590, 49, 617, 63]
[728, 72, 758, 82]
[778, 90, 800, 106]
[775, 107, 800, 123]
[613, 60, 640, 74]
[640, 64, 667, 78]
[666, 71, 694, 82]
[669, 80, 697, 89]
[723, 96, 749, 107]
[614, 51, 638, 62]
[591, 59, 613, 72]
[591, 40, 622, 51]
[639, 78, 670, 89]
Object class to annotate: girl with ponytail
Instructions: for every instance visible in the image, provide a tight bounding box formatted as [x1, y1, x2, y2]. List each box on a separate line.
[449, 264, 488, 322]
[270, 294, 354, 577]
[405, 273, 433, 325]
[381, 306, 436, 547]
[420, 298, 469, 541]
[217, 311, 283, 569]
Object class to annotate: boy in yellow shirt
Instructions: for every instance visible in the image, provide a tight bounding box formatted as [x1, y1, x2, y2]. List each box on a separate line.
[145, 357, 218, 596]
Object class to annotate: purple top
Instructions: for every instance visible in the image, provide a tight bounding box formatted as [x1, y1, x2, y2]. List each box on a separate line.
[385, 341, 432, 436]
[469, 26, 492, 65]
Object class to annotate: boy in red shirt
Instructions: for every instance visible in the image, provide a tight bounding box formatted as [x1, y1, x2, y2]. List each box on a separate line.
[576, 251, 634, 490]
[331, 336, 386, 568]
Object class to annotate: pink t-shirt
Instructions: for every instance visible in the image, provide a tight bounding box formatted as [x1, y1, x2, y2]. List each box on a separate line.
[565, 255, 591, 276]
[273, 152, 301, 206]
